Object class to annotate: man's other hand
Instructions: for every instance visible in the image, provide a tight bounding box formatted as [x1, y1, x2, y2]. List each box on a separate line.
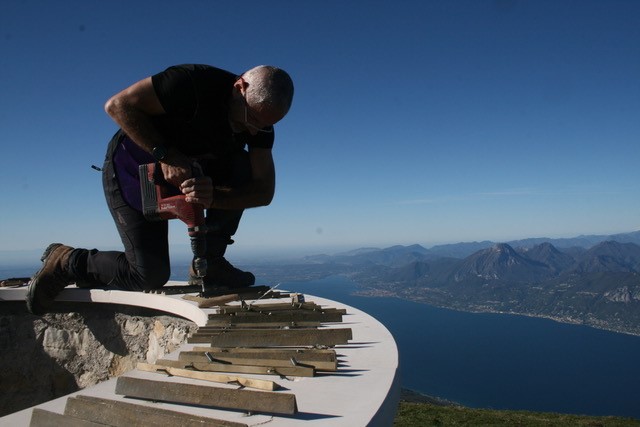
[181, 176, 214, 208]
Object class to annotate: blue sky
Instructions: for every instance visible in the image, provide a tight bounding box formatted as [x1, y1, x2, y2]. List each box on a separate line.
[1, 0, 639, 260]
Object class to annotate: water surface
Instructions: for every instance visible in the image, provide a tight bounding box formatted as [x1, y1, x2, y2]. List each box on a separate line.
[282, 276, 640, 418]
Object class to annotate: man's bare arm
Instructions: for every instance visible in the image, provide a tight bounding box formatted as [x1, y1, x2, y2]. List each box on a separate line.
[182, 148, 276, 210]
[104, 77, 192, 187]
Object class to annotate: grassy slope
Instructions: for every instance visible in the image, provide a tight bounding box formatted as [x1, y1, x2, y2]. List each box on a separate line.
[394, 401, 640, 426]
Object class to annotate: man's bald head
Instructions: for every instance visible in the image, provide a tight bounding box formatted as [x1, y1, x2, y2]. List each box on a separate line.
[241, 65, 294, 122]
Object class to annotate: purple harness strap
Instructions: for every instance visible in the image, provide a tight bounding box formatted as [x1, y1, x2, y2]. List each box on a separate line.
[112, 136, 155, 211]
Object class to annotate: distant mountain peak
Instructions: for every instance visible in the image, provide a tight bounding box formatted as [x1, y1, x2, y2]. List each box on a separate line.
[454, 243, 551, 282]
[519, 242, 575, 273]
[492, 243, 518, 254]
[574, 241, 640, 273]
[382, 244, 429, 254]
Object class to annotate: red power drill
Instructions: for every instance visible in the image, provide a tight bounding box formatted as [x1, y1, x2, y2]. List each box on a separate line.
[139, 162, 208, 294]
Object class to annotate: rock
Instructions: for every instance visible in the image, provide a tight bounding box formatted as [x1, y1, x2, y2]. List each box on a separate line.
[605, 286, 632, 303]
[0, 302, 197, 417]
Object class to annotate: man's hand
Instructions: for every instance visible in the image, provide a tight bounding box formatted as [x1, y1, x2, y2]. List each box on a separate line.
[181, 176, 214, 208]
[160, 151, 193, 188]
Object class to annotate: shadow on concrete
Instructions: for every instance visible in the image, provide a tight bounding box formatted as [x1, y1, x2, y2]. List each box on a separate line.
[0, 300, 196, 418]
[0, 302, 79, 417]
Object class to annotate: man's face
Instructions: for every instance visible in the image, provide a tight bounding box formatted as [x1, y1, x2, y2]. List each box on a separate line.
[229, 78, 283, 135]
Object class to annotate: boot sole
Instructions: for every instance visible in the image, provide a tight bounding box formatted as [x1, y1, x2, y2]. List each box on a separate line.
[26, 243, 64, 315]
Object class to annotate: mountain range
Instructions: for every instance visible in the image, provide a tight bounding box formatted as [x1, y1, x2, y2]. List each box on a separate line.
[250, 231, 640, 336]
[306, 230, 640, 264]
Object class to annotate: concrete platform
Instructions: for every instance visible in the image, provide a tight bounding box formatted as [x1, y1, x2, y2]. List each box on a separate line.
[0, 282, 400, 426]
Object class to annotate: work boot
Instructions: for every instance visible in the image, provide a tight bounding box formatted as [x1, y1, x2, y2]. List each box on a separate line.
[26, 243, 75, 315]
[189, 257, 255, 289]
[188, 235, 255, 290]
[209, 257, 255, 288]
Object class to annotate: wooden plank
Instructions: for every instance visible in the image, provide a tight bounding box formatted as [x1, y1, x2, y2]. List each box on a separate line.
[202, 322, 322, 329]
[29, 408, 103, 427]
[142, 284, 202, 295]
[216, 302, 322, 313]
[214, 308, 346, 319]
[203, 285, 271, 298]
[216, 303, 347, 315]
[63, 395, 247, 427]
[189, 327, 353, 347]
[0, 277, 30, 287]
[115, 377, 298, 415]
[179, 350, 337, 371]
[179, 353, 331, 371]
[183, 293, 261, 308]
[182, 286, 276, 308]
[206, 310, 343, 323]
[155, 359, 315, 377]
[136, 362, 279, 390]
[191, 362, 314, 378]
[191, 346, 337, 360]
[189, 334, 220, 343]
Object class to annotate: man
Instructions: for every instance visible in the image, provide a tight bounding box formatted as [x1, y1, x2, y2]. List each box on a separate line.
[26, 64, 294, 315]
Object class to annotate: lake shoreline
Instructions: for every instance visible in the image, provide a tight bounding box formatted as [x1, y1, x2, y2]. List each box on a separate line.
[352, 287, 640, 338]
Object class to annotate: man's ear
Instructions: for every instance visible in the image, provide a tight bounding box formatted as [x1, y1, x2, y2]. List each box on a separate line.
[233, 77, 248, 94]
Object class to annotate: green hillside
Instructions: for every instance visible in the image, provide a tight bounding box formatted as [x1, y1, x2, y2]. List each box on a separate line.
[395, 401, 640, 427]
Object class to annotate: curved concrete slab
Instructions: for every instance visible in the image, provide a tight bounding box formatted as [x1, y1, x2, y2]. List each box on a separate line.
[1, 281, 400, 426]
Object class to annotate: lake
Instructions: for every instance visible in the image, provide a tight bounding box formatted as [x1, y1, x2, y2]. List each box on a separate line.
[280, 275, 640, 419]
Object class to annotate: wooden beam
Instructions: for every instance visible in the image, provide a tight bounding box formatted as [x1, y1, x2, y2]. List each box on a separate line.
[202, 322, 322, 329]
[142, 284, 202, 295]
[191, 346, 337, 359]
[214, 304, 347, 317]
[189, 327, 353, 347]
[216, 302, 322, 313]
[29, 408, 103, 427]
[115, 377, 298, 415]
[214, 304, 347, 315]
[136, 362, 279, 391]
[63, 395, 247, 427]
[206, 285, 272, 298]
[179, 350, 337, 371]
[0, 277, 30, 287]
[155, 359, 315, 377]
[206, 310, 343, 323]
[183, 293, 248, 308]
[182, 286, 279, 308]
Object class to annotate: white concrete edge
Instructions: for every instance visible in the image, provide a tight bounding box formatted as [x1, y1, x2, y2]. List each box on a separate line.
[0, 281, 208, 326]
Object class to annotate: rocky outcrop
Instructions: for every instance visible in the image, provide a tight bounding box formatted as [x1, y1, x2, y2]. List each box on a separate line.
[605, 286, 640, 303]
[0, 301, 197, 417]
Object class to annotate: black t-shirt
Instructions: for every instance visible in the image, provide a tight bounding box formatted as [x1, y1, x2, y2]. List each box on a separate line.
[112, 64, 275, 211]
[151, 64, 275, 157]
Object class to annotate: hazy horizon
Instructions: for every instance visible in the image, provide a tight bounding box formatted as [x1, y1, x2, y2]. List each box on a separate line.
[2, 228, 638, 270]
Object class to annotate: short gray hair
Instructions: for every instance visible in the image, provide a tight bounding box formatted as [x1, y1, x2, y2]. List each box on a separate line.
[242, 65, 294, 116]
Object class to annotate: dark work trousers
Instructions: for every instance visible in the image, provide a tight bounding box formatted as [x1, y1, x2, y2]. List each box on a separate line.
[67, 133, 251, 291]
